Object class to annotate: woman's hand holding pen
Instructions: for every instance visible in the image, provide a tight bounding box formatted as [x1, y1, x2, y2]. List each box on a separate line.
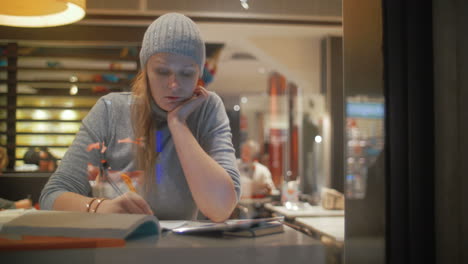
[96, 192, 153, 215]
[167, 86, 208, 125]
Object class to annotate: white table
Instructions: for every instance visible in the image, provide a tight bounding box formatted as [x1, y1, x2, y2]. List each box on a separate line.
[264, 203, 344, 219]
[295, 217, 345, 243]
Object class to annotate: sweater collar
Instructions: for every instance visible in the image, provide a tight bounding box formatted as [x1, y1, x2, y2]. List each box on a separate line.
[150, 97, 168, 126]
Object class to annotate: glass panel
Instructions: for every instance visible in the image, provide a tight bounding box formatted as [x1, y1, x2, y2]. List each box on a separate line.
[17, 96, 98, 108]
[16, 135, 75, 146]
[0, 135, 6, 145]
[16, 122, 81, 133]
[16, 109, 89, 120]
[0, 122, 6, 132]
[345, 98, 385, 199]
[343, 0, 386, 262]
[0, 109, 6, 119]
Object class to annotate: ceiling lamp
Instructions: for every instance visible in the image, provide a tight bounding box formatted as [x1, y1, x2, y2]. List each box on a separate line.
[240, 0, 249, 10]
[0, 0, 86, 28]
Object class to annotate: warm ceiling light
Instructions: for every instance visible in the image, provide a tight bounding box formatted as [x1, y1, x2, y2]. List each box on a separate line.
[0, 0, 86, 28]
[240, 0, 249, 10]
[69, 84, 78, 95]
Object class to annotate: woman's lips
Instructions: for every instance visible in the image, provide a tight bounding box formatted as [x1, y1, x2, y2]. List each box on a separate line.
[166, 96, 181, 102]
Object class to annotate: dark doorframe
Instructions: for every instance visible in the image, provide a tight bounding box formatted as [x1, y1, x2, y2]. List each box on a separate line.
[383, 0, 435, 263]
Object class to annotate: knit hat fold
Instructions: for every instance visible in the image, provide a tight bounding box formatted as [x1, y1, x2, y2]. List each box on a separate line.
[140, 13, 206, 76]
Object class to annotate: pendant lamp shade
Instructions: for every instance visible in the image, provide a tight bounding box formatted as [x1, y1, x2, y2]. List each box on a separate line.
[0, 0, 86, 28]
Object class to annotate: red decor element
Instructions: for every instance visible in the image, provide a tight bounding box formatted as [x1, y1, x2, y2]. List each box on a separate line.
[291, 126, 299, 181]
[269, 128, 284, 189]
[92, 86, 110, 94]
[240, 114, 248, 131]
[268, 73, 287, 189]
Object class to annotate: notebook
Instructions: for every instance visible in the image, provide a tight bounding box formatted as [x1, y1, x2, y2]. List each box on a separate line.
[223, 221, 284, 237]
[0, 210, 160, 239]
[170, 216, 284, 234]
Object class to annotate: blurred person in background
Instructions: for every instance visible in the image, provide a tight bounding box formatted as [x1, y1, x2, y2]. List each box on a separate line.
[237, 139, 276, 198]
[0, 146, 32, 210]
[23, 147, 57, 172]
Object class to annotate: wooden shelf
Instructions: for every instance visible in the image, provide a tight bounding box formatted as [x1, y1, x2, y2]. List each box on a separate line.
[2, 42, 139, 170]
[15, 158, 62, 161]
[15, 132, 77, 136]
[18, 54, 138, 61]
[1, 89, 122, 96]
[16, 145, 70, 148]
[0, 106, 92, 110]
[2, 119, 83, 123]
[14, 106, 91, 110]
[0, 132, 77, 136]
[2, 80, 132, 85]
[16, 93, 103, 98]
[19, 119, 82, 122]
[0, 66, 138, 74]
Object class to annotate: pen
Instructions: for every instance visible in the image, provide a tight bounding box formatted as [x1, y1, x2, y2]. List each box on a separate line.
[100, 160, 124, 196]
[120, 173, 136, 193]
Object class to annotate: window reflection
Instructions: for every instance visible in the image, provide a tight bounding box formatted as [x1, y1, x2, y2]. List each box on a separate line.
[345, 97, 385, 199]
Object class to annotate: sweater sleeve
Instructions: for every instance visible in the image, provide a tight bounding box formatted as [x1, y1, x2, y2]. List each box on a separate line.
[39, 96, 112, 210]
[0, 198, 16, 209]
[199, 93, 241, 201]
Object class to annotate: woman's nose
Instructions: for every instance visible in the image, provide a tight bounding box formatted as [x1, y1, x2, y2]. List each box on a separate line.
[168, 73, 179, 89]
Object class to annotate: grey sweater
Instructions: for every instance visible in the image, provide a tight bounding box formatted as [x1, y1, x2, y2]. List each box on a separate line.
[39, 92, 241, 220]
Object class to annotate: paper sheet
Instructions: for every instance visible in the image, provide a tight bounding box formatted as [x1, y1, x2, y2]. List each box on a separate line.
[159, 221, 188, 231]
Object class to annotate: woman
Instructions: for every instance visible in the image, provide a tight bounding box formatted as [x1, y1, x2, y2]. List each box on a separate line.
[39, 13, 240, 222]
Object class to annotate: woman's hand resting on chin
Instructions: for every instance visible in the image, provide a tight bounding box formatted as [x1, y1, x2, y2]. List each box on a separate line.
[167, 86, 208, 125]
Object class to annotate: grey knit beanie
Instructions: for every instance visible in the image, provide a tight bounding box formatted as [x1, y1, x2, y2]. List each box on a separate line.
[140, 13, 205, 76]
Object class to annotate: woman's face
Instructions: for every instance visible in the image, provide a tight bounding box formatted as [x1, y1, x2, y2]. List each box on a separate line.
[146, 53, 200, 111]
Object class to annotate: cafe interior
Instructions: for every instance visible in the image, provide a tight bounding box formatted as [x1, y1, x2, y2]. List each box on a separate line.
[0, 0, 466, 263]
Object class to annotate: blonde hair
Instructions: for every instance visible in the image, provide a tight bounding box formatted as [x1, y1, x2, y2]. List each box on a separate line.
[131, 69, 157, 191]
